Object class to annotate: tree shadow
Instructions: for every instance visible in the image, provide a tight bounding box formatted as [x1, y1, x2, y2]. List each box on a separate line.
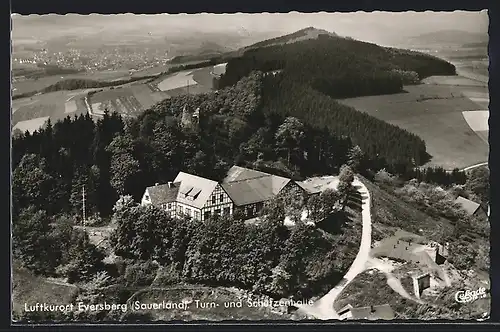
[346, 190, 364, 211]
[316, 210, 351, 235]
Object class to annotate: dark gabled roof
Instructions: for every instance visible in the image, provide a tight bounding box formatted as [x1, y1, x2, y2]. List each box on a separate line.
[348, 304, 395, 320]
[296, 181, 323, 194]
[223, 165, 271, 182]
[454, 196, 481, 216]
[146, 182, 181, 204]
[222, 166, 291, 206]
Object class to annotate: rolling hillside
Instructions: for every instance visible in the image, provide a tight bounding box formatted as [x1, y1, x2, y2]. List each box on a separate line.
[406, 30, 488, 47]
[12, 261, 79, 317]
[240, 27, 337, 50]
[172, 27, 339, 63]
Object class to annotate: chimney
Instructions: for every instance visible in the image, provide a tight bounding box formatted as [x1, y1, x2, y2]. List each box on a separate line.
[167, 181, 173, 188]
[155, 183, 159, 186]
[370, 305, 375, 313]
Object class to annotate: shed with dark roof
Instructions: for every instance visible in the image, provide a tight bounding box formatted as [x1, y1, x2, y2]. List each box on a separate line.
[454, 196, 487, 219]
[222, 166, 293, 207]
[338, 304, 395, 320]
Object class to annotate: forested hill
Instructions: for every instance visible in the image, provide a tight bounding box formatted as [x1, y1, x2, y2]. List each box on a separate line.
[242, 27, 338, 50]
[217, 34, 456, 95]
[210, 33, 456, 167]
[210, 27, 339, 62]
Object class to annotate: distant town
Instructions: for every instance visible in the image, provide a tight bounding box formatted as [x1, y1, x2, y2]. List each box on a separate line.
[12, 45, 173, 74]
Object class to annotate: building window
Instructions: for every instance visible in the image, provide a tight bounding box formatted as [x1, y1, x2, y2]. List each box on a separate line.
[223, 207, 230, 215]
[186, 208, 192, 216]
[168, 203, 172, 210]
[219, 194, 224, 203]
[215, 209, 221, 216]
[194, 210, 200, 220]
[212, 196, 216, 204]
[204, 211, 211, 220]
[177, 205, 182, 214]
[166, 211, 171, 217]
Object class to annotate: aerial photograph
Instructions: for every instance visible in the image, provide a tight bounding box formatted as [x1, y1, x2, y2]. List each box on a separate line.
[11, 10, 490, 323]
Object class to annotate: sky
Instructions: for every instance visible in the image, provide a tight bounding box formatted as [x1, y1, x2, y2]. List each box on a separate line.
[12, 11, 488, 45]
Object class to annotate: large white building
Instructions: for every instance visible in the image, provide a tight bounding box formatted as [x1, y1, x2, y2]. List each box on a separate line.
[141, 171, 233, 222]
[141, 166, 315, 220]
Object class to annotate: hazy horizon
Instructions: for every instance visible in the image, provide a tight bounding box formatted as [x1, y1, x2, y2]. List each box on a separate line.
[12, 11, 488, 46]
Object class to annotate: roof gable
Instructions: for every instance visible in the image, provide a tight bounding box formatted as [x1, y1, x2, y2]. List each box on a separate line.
[454, 196, 481, 215]
[221, 166, 292, 206]
[174, 172, 219, 209]
[146, 182, 180, 204]
[223, 165, 271, 183]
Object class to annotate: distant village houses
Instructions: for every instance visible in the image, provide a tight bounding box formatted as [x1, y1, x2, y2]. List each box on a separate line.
[141, 165, 315, 221]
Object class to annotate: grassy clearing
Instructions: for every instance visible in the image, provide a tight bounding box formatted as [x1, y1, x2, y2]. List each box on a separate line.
[340, 83, 488, 169]
[157, 70, 197, 92]
[165, 84, 213, 96]
[12, 261, 79, 315]
[422, 75, 486, 87]
[13, 117, 50, 134]
[191, 66, 216, 88]
[333, 269, 420, 316]
[129, 84, 170, 110]
[359, 175, 455, 243]
[127, 286, 290, 321]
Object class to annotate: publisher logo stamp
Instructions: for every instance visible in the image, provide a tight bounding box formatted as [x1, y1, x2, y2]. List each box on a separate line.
[454, 287, 487, 303]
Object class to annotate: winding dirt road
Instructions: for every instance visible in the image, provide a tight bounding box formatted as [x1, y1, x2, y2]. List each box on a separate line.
[296, 177, 372, 319]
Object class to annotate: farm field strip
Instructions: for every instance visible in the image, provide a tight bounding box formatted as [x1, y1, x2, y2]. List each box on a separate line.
[165, 84, 212, 96]
[11, 70, 133, 95]
[340, 81, 489, 170]
[422, 75, 487, 87]
[64, 99, 78, 114]
[13, 116, 50, 134]
[157, 70, 197, 92]
[475, 131, 489, 144]
[462, 111, 489, 132]
[91, 102, 106, 115]
[12, 99, 37, 113]
[191, 66, 217, 88]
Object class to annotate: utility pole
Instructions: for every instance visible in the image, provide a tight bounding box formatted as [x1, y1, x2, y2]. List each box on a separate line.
[82, 185, 86, 227]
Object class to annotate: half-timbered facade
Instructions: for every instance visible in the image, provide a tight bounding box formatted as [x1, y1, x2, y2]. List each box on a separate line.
[141, 171, 234, 222]
[141, 166, 316, 221]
